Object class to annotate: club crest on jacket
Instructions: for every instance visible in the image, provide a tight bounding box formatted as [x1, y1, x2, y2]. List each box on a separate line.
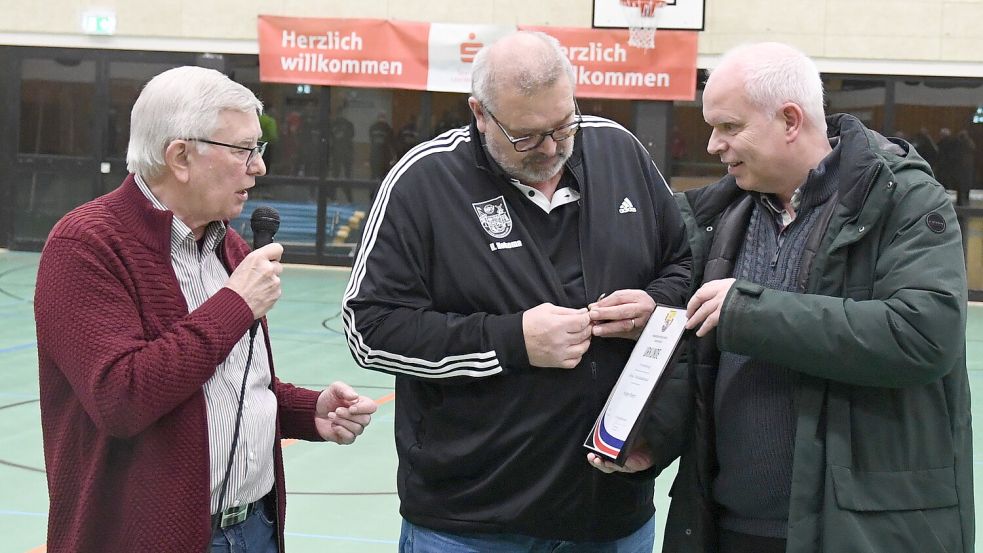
[472, 196, 513, 239]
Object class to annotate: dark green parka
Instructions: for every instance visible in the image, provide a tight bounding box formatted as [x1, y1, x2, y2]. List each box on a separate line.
[663, 113, 973, 553]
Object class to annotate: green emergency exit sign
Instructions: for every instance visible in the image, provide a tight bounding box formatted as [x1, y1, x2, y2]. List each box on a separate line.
[82, 11, 116, 35]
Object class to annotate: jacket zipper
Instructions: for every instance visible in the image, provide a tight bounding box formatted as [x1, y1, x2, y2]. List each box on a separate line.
[569, 148, 604, 536]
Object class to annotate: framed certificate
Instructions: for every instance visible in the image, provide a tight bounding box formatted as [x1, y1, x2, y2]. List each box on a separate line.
[584, 305, 688, 465]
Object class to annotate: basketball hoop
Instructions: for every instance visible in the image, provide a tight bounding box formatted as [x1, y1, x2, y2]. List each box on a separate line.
[619, 0, 666, 50]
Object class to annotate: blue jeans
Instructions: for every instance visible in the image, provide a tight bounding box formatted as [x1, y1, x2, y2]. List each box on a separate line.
[399, 515, 655, 553]
[209, 504, 279, 553]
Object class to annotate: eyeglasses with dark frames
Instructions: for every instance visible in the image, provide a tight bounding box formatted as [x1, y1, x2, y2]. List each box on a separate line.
[186, 138, 268, 167]
[482, 100, 582, 152]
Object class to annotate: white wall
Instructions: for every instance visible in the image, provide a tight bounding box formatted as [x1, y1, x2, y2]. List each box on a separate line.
[1, 0, 982, 74]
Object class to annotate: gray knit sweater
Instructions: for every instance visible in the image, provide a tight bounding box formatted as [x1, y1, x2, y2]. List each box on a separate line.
[712, 145, 840, 539]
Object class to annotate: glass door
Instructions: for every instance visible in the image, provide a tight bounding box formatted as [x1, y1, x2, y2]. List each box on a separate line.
[10, 54, 99, 249]
[0, 46, 195, 250]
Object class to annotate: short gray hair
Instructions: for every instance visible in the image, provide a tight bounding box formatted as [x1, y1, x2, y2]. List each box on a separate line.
[471, 31, 575, 113]
[126, 66, 263, 178]
[715, 43, 827, 133]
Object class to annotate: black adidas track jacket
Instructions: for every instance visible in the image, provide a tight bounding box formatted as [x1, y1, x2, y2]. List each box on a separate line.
[343, 117, 691, 541]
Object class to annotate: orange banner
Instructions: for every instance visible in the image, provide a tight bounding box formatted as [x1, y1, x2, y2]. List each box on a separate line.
[257, 16, 697, 101]
[522, 26, 698, 101]
[258, 15, 430, 90]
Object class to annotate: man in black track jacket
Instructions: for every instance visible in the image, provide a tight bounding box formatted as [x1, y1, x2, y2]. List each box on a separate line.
[342, 31, 691, 552]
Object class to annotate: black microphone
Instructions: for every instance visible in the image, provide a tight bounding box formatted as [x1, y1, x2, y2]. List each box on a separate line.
[250, 206, 280, 250]
[249, 206, 280, 335]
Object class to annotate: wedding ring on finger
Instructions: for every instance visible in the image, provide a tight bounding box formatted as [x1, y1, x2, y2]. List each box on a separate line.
[629, 318, 636, 330]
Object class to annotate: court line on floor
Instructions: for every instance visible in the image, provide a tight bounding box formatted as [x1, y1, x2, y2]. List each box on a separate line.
[0, 509, 46, 517]
[14, 407, 983, 553]
[0, 460, 44, 474]
[0, 342, 36, 354]
[0, 398, 39, 409]
[0, 399, 46, 474]
[0, 263, 38, 302]
[17, 391, 398, 553]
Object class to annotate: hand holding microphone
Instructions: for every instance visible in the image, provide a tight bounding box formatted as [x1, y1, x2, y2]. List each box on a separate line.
[225, 207, 283, 320]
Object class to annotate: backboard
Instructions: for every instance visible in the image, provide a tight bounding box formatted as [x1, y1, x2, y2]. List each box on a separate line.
[592, 0, 705, 31]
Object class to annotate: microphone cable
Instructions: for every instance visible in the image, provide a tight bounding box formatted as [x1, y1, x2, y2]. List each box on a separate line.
[209, 323, 259, 545]
[210, 205, 279, 549]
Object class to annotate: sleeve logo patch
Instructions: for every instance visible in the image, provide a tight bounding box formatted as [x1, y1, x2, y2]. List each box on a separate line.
[925, 212, 946, 234]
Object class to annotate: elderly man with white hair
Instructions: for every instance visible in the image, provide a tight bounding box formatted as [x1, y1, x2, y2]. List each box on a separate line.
[35, 66, 377, 553]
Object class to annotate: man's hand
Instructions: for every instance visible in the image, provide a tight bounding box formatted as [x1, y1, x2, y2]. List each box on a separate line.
[588, 289, 656, 340]
[315, 382, 378, 444]
[587, 446, 655, 474]
[685, 278, 736, 337]
[523, 303, 592, 369]
[224, 243, 284, 319]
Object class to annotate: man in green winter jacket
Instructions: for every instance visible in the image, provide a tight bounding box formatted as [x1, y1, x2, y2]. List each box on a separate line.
[591, 42, 972, 553]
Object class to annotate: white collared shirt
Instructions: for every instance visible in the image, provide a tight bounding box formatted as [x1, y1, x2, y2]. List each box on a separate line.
[135, 175, 276, 514]
[509, 178, 581, 213]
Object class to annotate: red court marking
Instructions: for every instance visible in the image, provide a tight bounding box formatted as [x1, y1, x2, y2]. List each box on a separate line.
[281, 391, 395, 449]
[376, 392, 396, 405]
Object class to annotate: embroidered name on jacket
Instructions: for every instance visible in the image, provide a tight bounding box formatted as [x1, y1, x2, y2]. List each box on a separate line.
[489, 240, 523, 251]
[473, 196, 513, 238]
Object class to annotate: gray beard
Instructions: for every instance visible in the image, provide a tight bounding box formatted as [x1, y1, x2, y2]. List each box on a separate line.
[484, 136, 572, 184]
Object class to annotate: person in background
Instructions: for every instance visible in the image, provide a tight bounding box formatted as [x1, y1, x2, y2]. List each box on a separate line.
[368, 112, 395, 180]
[258, 107, 278, 168]
[953, 129, 977, 205]
[34, 66, 377, 553]
[277, 110, 303, 175]
[329, 111, 356, 202]
[330, 112, 355, 180]
[395, 118, 421, 160]
[433, 108, 466, 136]
[910, 126, 939, 168]
[343, 30, 691, 553]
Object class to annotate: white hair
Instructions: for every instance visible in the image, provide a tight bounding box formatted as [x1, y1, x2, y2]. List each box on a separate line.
[715, 42, 827, 133]
[126, 66, 263, 178]
[471, 31, 576, 113]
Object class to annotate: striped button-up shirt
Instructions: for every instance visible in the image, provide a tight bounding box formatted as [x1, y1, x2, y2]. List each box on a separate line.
[136, 175, 277, 514]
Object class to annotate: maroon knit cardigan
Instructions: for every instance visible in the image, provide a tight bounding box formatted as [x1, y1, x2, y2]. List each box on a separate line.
[34, 175, 322, 552]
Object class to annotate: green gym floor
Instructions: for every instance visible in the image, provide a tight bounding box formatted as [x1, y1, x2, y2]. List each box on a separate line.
[1, 248, 981, 553]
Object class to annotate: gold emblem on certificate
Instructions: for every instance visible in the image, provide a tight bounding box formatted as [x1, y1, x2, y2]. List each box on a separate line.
[585, 305, 688, 465]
